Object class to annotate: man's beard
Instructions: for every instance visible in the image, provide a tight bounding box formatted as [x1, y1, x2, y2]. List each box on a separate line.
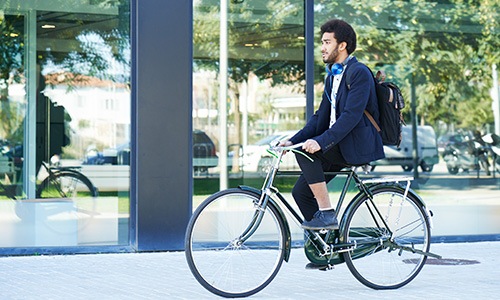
[323, 46, 340, 64]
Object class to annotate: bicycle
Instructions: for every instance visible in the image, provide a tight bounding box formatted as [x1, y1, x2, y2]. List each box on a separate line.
[0, 159, 100, 233]
[185, 143, 441, 298]
[0, 160, 98, 200]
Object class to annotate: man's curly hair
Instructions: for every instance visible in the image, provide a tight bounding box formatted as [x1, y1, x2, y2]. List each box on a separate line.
[320, 19, 357, 55]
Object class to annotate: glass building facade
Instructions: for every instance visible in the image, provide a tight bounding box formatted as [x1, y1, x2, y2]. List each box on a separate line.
[1, 0, 131, 252]
[0, 0, 498, 254]
[192, 0, 500, 244]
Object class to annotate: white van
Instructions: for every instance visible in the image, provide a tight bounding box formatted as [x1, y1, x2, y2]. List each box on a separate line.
[373, 125, 439, 172]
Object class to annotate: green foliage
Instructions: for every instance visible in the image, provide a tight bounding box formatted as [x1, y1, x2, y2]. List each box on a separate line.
[194, 0, 499, 133]
[0, 2, 130, 140]
[194, 0, 305, 85]
[0, 15, 23, 84]
[0, 13, 24, 138]
[310, 0, 499, 131]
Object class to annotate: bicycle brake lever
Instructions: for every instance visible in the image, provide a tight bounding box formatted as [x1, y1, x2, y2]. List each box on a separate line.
[290, 148, 314, 162]
[268, 143, 314, 162]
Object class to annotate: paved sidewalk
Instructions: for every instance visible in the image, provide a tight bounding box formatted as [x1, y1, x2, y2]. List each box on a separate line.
[0, 241, 499, 299]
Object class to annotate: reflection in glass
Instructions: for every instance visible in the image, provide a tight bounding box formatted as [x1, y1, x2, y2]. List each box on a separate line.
[0, 1, 131, 248]
[192, 0, 500, 240]
[0, 13, 25, 198]
[193, 0, 306, 181]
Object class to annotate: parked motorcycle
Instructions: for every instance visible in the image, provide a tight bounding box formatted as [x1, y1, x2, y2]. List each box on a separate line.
[482, 133, 500, 173]
[442, 131, 491, 176]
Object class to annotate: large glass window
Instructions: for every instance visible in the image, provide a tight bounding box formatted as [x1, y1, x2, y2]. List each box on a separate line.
[0, 0, 130, 248]
[192, 0, 306, 202]
[193, 0, 499, 240]
[313, 0, 500, 239]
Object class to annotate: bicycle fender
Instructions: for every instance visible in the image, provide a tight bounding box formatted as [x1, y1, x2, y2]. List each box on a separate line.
[339, 183, 432, 240]
[237, 185, 292, 262]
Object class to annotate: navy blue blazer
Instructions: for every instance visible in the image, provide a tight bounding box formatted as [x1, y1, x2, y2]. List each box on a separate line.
[289, 57, 385, 165]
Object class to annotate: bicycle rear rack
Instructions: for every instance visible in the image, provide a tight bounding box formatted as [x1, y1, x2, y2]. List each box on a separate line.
[362, 176, 413, 200]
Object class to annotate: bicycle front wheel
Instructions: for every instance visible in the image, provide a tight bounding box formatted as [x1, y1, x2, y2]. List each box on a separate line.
[342, 186, 431, 290]
[185, 189, 286, 298]
[37, 171, 98, 199]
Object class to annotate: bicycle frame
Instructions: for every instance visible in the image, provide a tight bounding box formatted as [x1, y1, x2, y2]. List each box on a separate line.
[234, 147, 355, 260]
[234, 144, 438, 264]
[185, 144, 443, 297]
[234, 149, 293, 258]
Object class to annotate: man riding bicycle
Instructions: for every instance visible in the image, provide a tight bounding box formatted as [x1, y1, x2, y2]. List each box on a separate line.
[279, 19, 384, 232]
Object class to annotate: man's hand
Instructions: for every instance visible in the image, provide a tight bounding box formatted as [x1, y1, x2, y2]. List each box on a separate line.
[303, 139, 321, 153]
[277, 140, 293, 147]
[277, 140, 293, 154]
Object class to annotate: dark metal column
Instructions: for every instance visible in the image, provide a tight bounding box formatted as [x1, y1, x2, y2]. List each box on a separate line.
[131, 0, 193, 251]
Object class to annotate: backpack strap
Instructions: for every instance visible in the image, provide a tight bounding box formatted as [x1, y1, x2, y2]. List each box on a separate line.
[345, 62, 381, 133]
[345, 61, 360, 90]
[364, 110, 381, 132]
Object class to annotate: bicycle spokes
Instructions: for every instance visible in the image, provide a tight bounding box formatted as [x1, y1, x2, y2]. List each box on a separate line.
[185, 190, 287, 298]
[342, 187, 431, 289]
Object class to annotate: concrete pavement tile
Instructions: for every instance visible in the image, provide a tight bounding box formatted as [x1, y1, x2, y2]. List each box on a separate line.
[0, 242, 499, 299]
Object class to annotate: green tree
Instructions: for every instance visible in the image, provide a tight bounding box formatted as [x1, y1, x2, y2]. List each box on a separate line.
[0, 12, 24, 140]
[314, 0, 499, 132]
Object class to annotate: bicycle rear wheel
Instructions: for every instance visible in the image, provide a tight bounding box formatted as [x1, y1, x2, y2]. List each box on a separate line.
[342, 186, 431, 289]
[185, 189, 286, 298]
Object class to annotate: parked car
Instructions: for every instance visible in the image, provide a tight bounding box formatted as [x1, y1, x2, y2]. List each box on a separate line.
[240, 131, 298, 175]
[84, 142, 130, 165]
[237, 126, 439, 175]
[83, 130, 219, 172]
[372, 125, 439, 172]
[192, 129, 219, 173]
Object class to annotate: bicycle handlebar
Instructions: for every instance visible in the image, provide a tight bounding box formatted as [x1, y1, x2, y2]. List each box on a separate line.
[270, 142, 304, 152]
[267, 142, 314, 162]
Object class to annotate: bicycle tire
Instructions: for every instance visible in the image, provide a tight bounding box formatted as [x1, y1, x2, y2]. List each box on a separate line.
[185, 188, 286, 298]
[37, 171, 98, 198]
[341, 185, 431, 290]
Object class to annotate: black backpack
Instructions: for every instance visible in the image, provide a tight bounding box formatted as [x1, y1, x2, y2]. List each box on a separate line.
[347, 63, 405, 147]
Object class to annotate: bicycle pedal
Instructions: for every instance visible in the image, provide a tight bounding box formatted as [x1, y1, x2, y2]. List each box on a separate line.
[336, 247, 354, 253]
[318, 264, 334, 271]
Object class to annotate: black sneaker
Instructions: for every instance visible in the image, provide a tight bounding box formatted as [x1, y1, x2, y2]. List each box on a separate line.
[301, 209, 339, 230]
